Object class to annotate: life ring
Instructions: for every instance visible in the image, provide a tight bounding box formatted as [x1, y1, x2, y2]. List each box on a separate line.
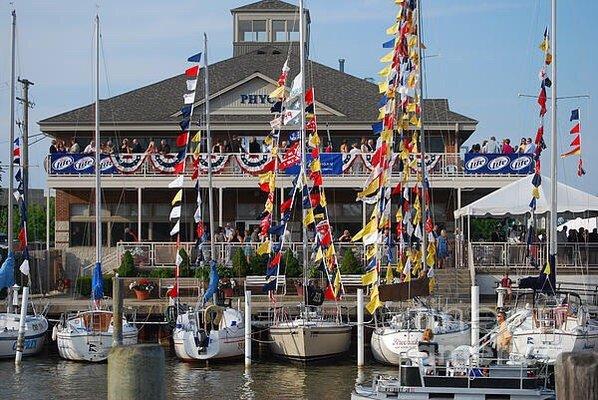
[203, 305, 223, 330]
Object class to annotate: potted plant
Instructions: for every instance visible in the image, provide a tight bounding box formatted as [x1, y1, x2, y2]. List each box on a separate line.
[129, 278, 155, 300]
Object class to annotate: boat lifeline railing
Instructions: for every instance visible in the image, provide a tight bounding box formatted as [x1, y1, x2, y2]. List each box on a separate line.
[45, 152, 533, 179]
[466, 241, 598, 269]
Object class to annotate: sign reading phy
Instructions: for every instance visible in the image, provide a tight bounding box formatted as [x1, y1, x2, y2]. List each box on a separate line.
[239, 94, 276, 105]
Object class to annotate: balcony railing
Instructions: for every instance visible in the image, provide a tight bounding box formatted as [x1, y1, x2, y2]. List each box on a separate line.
[466, 242, 598, 269]
[46, 152, 532, 178]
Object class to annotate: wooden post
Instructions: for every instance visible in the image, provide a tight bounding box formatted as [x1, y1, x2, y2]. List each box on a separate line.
[555, 352, 598, 400]
[112, 275, 123, 346]
[108, 345, 165, 400]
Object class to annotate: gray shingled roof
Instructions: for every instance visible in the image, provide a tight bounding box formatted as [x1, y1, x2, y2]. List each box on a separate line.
[231, 0, 298, 12]
[39, 45, 476, 128]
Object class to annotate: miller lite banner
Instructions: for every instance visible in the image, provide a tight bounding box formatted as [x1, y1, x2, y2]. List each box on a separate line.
[50, 153, 118, 174]
[464, 153, 534, 175]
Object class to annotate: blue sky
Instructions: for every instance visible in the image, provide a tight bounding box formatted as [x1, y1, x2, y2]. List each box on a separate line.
[0, 0, 596, 193]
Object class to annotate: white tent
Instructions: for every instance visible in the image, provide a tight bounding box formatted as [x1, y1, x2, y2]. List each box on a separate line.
[454, 174, 598, 218]
[557, 217, 598, 233]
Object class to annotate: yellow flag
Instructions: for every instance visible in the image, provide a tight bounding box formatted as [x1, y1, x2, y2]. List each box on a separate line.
[386, 22, 398, 35]
[531, 186, 540, 199]
[311, 158, 321, 172]
[314, 246, 324, 262]
[303, 209, 315, 226]
[426, 243, 436, 267]
[366, 285, 382, 314]
[361, 268, 378, 286]
[320, 191, 327, 207]
[357, 178, 380, 198]
[429, 276, 436, 293]
[539, 39, 548, 52]
[333, 270, 342, 297]
[193, 143, 201, 156]
[407, 102, 417, 113]
[268, 85, 286, 100]
[308, 132, 320, 148]
[264, 200, 273, 214]
[191, 131, 202, 143]
[407, 35, 417, 48]
[171, 189, 182, 206]
[385, 264, 394, 284]
[256, 240, 271, 256]
[381, 129, 393, 142]
[378, 65, 391, 77]
[543, 261, 551, 275]
[407, 73, 417, 88]
[365, 244, 378, 260]
[326, 245, 336, 258]
[377, 108, 386, 121]
[264, 136, 273, 146]
[352, 217, 378, 242]
[259, 171, 273, 185]
[378, 81, 389, 94]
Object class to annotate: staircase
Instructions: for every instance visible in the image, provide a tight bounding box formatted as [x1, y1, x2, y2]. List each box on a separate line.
[433, 268, 471, 304]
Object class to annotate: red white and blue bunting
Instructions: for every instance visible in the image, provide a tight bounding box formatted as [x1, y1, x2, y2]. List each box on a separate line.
[235, 154, 273, 174]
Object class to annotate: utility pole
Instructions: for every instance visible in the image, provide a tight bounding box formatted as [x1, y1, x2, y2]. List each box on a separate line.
[16, 78, 34, 207]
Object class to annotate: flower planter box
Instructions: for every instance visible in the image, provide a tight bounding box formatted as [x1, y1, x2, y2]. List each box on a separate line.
[134, 289, 150, 300]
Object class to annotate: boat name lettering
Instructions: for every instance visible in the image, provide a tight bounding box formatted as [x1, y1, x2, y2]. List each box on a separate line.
[12, 338, 37, 351]
[240, 94, 275, 105]
[465, 156, 487, 171]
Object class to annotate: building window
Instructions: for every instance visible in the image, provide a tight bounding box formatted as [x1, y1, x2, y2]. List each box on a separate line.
[288, 20, 299, 41]
[426, 136, 445, 153]
[273, 20, 286, 42]
[71, 204, 90, 217]
[239, 20, 267, 42]
[69, 222, 107, 246]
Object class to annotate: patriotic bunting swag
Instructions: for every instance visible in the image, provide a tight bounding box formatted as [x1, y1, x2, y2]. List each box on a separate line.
[561, 108, 585, 177]
[355, 0, 437, 315]
[168, 51, 202, 299]
[12, 137, 31, 278]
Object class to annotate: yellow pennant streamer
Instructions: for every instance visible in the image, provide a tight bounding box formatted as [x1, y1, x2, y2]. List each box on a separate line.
[256, 240, 271, 256]
[171, 189, 182, 206]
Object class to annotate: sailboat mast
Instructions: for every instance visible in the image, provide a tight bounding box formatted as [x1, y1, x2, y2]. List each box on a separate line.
[94, 15, 102, 267]
[7, 10, 16, 257]
[416, 0, 428, 267]
[299, 0, 308, 295]
[204, 33, 215, 260]
[549, 0, 557, 265]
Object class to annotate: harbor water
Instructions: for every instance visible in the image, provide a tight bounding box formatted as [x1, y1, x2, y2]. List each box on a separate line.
[0, 349, 396, 399]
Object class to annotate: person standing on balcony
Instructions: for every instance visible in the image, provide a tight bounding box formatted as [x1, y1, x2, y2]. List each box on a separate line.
[69, 138, 80, 153]
[231, 135, 243, 153]
[339, 140, 349, 154]
[224, 223, 234, 242]
[83, 140, 96, 154]
[516, 138, 527, 154]
[484, 136, 501, 153]
[124, 227, 138, 242]
[360, 137, 369, 153]
[350, 142, 361, 174]
[567, 228, 578, 243]
[223, 139, 233, 153]
[324, 141, 333, 152]
[132, 138, 143, 153]
[338, 229, 351, 242]
[120, 138, 132, 154]
[501, 139, 514, 154]
[524, 138, 536, 154]
[589, 228, 598, 243]
[49, 139, 58, 154]
[249, 137, 261, 153]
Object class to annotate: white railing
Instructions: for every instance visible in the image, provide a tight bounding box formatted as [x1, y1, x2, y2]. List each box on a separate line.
[46, 152, 530, 178]
[466, 241, 598, 269]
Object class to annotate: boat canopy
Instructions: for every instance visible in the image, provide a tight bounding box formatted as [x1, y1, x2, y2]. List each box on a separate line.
[454, 174, 598, 218]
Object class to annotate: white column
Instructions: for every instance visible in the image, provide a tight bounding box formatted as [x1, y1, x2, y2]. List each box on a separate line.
[357, 288, 364, 367]
[137, 187, 142, 240]
[471, 285, 479, 347]
[46, 189, 51, 294]
[14, 286, 29, 364]
[218, 187, 223, 228]
[244, 290, 252, 367]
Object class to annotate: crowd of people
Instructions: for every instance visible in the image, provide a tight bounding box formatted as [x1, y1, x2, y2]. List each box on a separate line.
[469, 136, 537, 155]
[558, 226, 598, 243]
[49, 138, 174, 156]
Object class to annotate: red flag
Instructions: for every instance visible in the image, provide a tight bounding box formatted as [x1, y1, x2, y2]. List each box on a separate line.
[305, 87, 314, 105]
[570, 135, 580, 147]
[279, 142, 301, 170]
[310, 192, 321, 207]
[259, 182, 271, 193]
[534, 125, 544, 144]
[260, 216, 271, 236]
[196, 222, 204, 238]
[191, 167, 199, 180]
[166, 284, 178, 298]
[269, 251, 282, 267]
[324, 284, 337, 301]
[306, 117, 317, 132]
[185, 65, 199, 77]
[311, 147, 319, 159]
[310, 171, 323, 186]
[538, 87, 547, 117]
[425, 216, 434, 233]
[260, 159, 276, 173]
[371, 142, 388, 167]
[391, 182, 402, 196]
[176, 131, 189, 147]
[174, 161, 185, 174]
[570, 123, 580, 134]
[280, 198, 293, 214]
[18, 227, 27, 250]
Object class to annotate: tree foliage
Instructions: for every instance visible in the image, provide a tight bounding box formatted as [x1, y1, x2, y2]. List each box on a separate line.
[117, 251, 137, 277]
[340, 248, 362, 274]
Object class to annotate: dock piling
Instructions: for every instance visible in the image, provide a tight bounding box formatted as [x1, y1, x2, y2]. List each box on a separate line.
[357, 288, 364, 367]
[14, 285, 29, 364]
[471, 285, 479, 346]
[107, 344, 165, 400]
[245, 290, 252, 367]
[113, 275, 123, 346]
[556, 352, 598, 400]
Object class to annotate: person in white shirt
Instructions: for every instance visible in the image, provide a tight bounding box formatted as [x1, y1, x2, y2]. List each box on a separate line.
[524, 137, 536, 154]
[83, 140, 96, 154]
[484, 136, 501, 153]
[349, 143, 362, 173]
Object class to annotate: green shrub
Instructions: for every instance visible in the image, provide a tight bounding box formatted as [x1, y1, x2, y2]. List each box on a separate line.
[282, 249, 301, 277]
[194, 265, 210, 281]
[177, 248, 192, 277]
[340, 248, 362, 275]
[248, 253, 269, 275]
[117, 251, 137, 277]
[231, 248, 248, 277]
[149, 268, 175, 279]
[76, 275, 113, 298]
[217, 264, 232, 278]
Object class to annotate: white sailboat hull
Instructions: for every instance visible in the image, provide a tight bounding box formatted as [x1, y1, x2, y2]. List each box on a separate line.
[173, 307, 245, 361]
[54, 311, 138, 362]
[371, 326, 471, 365]
[0, 313, 48, 358]
[269, 320, 352, 360]
[511, 316, 598, 364]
